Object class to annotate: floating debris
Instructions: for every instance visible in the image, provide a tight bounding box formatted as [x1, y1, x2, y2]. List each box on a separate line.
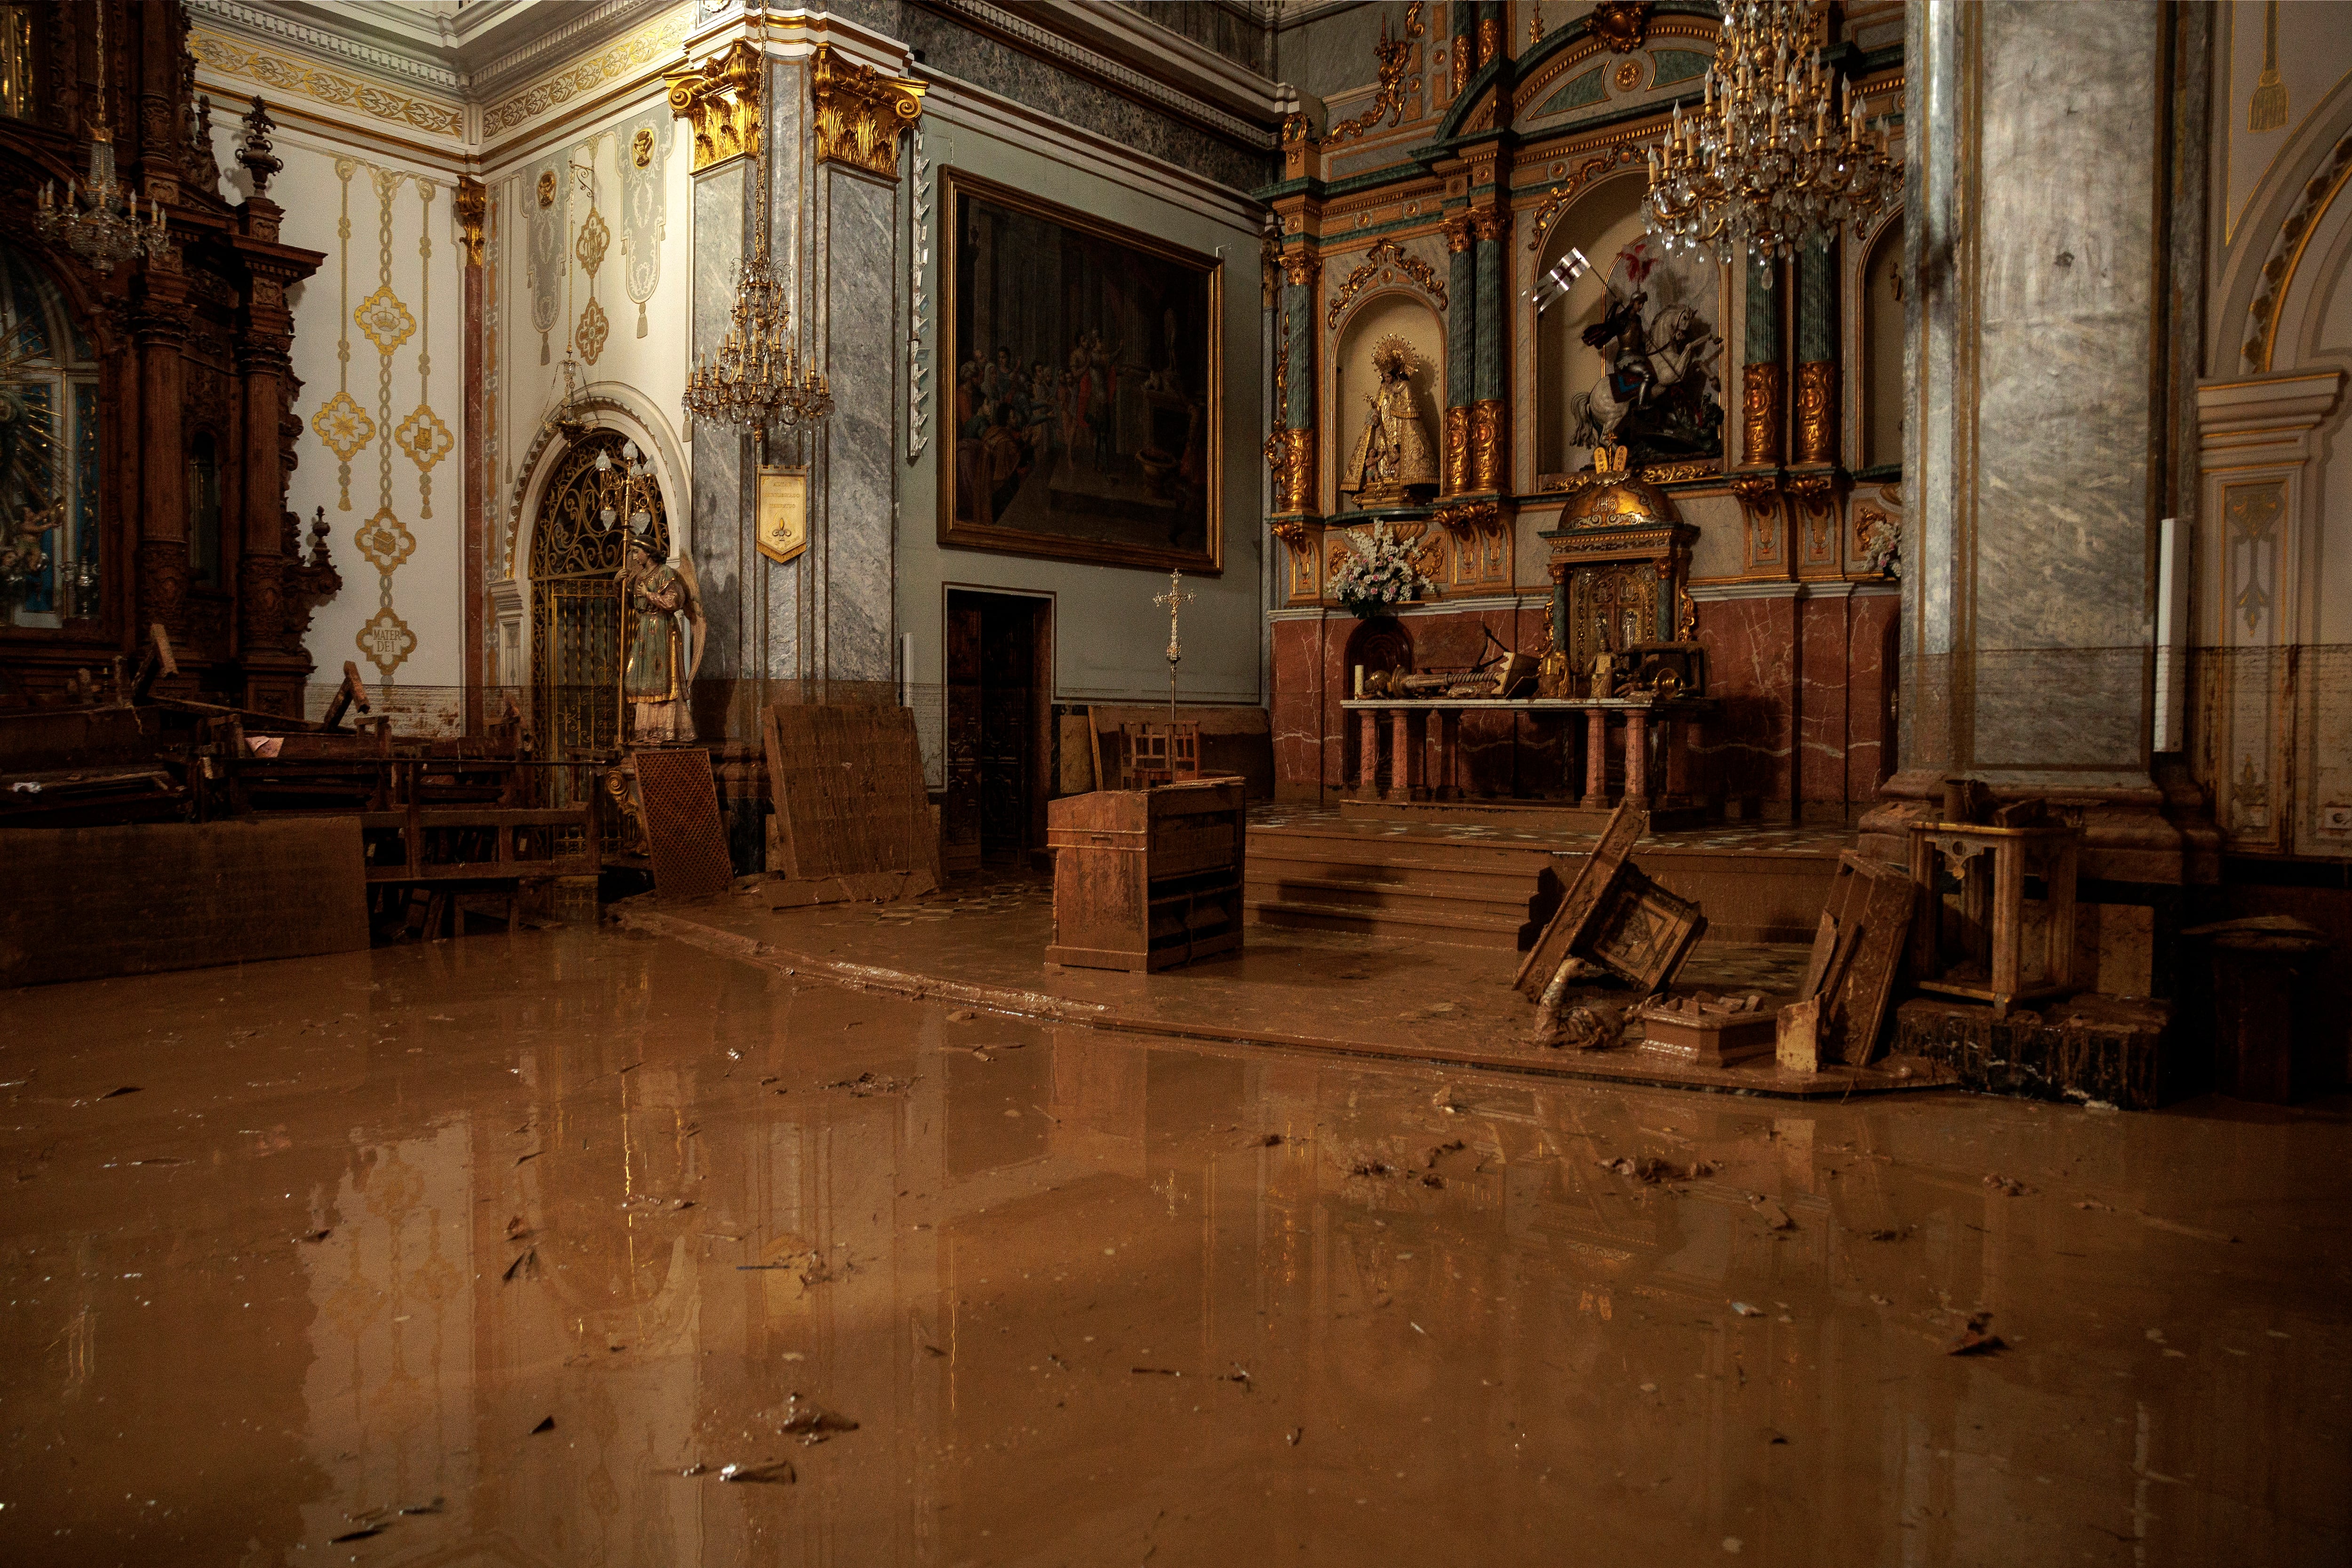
[530, 1416, 556, 1434]
[1597, 1156, 1717, 1184]
[718, 1459, 795, 1484]
[1945, 1312, 2005, 1357]
[824, 1071, 914, 1098]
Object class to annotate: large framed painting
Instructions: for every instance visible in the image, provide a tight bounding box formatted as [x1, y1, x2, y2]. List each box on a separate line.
[938, 168, 1223, 574]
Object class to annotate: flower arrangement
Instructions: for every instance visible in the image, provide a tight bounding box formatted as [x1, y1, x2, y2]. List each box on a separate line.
[1328, 520, 1434, 619]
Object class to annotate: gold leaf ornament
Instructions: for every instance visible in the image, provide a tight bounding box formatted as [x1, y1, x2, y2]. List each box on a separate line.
[574, 207, 610, 277]
[577, 298, 610, 365]
[313, 390, 375, 461]
[355, 506, 416, 572]
[394, 404, 454, 473]
[354, 284, 415, 354]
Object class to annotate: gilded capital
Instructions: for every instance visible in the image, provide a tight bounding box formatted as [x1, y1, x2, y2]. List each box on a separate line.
[810, 42, 926, 179]
[1469, 209, 1511, 245]
[666, 39, 764, 171]
[1281, 249, 1322, 289]
[1440, 213, 1476, 254]
[453, 176, 487, 268]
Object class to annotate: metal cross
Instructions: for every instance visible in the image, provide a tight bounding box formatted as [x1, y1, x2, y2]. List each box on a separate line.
[1153, 567, 1194, 731]
[1153, 568, 1193, 665]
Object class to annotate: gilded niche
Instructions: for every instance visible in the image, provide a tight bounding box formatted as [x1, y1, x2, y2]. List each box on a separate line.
[666, 39, 764, 171]
[810, 42, 925, 179]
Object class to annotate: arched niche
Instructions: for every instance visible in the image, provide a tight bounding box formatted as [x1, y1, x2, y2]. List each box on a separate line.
[1532, 173, 1726, 477]
[0, 239, 101, 629]
[1859, 213, 1904, 471]
[1327, 290, 1444, 515]
[499, 384, 687, 693]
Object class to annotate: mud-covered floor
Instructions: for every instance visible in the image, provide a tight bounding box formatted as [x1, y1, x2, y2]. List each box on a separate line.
[2, 917, 2348, 1566]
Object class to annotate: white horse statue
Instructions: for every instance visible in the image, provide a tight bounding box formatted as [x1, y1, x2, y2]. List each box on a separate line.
[1568, 303, 1723, 448]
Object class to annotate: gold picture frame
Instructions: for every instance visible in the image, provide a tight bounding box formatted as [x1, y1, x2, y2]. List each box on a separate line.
[756, 464, 808, 564]
[937, 167, 1224, 575]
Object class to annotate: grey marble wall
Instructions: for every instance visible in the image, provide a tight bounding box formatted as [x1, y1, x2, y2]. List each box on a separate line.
[763, 59, 810, 686]
[1903, 0, 2168, 790]
[820, 170, 900, 684]
[690, 167, 749, 691]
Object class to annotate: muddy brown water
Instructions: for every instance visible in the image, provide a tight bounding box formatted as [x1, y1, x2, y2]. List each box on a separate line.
[0, 919, 2346, 1565]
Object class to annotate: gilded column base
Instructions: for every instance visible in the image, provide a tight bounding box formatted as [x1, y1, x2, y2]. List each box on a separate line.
[1794, 360, 1837, 465]
[1741, 362, 1786, 469]
[1442, 406, 1470, 495]
[1466, 399, 1505, 494]
[1273, 427, 1317, 517]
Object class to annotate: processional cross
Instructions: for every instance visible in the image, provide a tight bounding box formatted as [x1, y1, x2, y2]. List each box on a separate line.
[1154, 567, 1193, 730]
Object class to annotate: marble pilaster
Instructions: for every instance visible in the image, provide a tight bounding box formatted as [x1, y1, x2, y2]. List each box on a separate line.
[689, 160, 749, 724]
[1871, 0, 2216, 882]
[817, 168, 900, 685]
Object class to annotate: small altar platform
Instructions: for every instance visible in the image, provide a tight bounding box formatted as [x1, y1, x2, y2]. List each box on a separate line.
[1340, 694, 1716, 830]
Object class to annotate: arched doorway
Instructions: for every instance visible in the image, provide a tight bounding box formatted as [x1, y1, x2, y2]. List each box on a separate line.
[528, 430, 670, 756]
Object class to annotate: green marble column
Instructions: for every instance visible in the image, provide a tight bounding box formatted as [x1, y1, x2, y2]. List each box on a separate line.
[1794, 239, 1837, 464]
[1741, 259, 1783, 467]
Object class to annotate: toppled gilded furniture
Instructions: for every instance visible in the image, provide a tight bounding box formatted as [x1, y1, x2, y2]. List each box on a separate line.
[1513, 804, 1706, 1039]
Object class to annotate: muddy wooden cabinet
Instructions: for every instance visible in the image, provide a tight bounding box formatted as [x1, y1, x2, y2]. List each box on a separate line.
[1046, 780, 1246, 972]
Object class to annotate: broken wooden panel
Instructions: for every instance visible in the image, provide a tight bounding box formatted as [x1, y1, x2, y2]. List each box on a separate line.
[1584, 876, 1707, 995]
[1794, 851, 1917, 1067]
[632, 747, 734, 900]
[0, 818, 367, 987]
[1512, 804, 1648, 999]
[763, 703, 941, 884]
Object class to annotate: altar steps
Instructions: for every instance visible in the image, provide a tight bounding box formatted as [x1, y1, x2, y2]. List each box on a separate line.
[1244, 812, 1853, 950]
[1243, 820, 1563, 951]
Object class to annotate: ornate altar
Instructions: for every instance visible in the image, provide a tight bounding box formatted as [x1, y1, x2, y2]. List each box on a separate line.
[1539, 440, 1698, 693]
[0, 3, 333, 714]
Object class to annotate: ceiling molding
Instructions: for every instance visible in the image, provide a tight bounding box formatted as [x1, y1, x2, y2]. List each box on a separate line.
[188, 0, 683, 98]
[927, 0, 1280, 150]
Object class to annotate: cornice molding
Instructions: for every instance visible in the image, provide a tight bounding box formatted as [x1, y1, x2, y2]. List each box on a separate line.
[188, 0, 466, 89]
[930, 0, 1278, 151]
[473, 0, 678, 97]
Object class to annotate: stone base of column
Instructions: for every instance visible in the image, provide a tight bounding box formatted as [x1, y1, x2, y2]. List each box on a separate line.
[1859, 768, 2221, 885]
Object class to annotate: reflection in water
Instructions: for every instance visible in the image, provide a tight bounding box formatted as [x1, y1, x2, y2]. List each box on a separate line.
[0, 924, 2346, 1566]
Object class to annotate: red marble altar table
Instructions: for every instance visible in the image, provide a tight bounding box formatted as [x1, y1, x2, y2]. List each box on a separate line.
[1339, 695, 1716, 820]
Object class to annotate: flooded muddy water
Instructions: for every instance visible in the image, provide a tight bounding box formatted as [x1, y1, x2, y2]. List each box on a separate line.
[1, 920, 2346, 1565]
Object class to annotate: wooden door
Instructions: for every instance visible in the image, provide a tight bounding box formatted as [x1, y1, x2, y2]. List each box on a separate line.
[978, 598, 1033, 861]
[944, 601, 984, 873]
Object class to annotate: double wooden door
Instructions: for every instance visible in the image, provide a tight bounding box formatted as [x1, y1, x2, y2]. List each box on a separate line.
[944, 591, 1049, 871]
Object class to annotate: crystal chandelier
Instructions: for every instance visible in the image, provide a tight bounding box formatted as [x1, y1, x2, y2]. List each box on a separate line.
[35, 3, 172, 276]
[1643, 0, 1898, 270]
[681, 123, 831, 435]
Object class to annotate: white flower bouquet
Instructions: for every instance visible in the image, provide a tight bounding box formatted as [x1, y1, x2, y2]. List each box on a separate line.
[1328, 521, 1434, 619]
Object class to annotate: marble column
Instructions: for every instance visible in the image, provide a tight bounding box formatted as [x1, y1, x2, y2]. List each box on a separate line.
[1740, 260, 1782, 468]
[1442, 215, 1475, 494]
[816, 165, 898, 687]
[1470, 210, 1507, 492]
[1793, 239, 1836, 466]
[1277, 251, 1318, 516]
[1865, 0, 2215, 884]
[688, 146, 751, 735]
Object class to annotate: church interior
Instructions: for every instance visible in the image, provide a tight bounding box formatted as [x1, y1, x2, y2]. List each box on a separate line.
[4, 0, 2351, 1560]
